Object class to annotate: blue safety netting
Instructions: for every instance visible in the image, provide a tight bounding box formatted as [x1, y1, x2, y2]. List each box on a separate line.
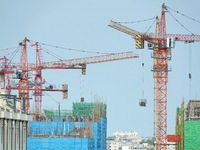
[27, 117, 107, 150]
[27, 138, 94, 150]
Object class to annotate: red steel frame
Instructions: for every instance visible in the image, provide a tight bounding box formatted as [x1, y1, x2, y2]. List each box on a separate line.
[19, 38, 29, 113]
[154, 49, 168, 150]
[154, 4, 168, 150]
[33, 42, 43, 114]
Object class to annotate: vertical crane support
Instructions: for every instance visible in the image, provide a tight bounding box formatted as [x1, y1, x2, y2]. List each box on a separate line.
[19, 37, 29, 113]
[32, 42, 43, 115]
[153, 49, 169, 149]
[154, 4, 169, 149]
[153, 16, 159, 144]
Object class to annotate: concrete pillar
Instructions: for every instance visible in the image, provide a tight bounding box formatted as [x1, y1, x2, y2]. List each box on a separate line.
[12, 120, 16, 150]
[19, 121, 23, 150]
[16, 120, 20, 150]
[3, 119, 7, 150]
[7, 119, 11, 150]
[0, 119, 3, 150]
[22, 121, 26, 150]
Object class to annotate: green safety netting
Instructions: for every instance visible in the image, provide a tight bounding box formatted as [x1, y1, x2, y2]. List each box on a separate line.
[184, 120, 200, 149]
[73, 102, 106, 118]
[44, 109, 72, 118]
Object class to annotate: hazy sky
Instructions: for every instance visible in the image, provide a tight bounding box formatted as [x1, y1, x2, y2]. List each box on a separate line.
[0, 0, 200, 137]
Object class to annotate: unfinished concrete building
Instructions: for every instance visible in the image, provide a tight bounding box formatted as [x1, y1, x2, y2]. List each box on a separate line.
[0, 89, 32, 150]
[186, 100, 200, 120]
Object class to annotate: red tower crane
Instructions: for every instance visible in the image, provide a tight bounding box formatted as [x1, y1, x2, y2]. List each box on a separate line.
[2, 38, 139, 115]
[30, 46, 139, 114]
[18, 38, 30, 113]
[108, 3, 200, 150]
[31, 42, 43, 115]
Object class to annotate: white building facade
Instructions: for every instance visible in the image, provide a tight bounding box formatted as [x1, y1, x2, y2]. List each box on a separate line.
[107, 132, 153, 150]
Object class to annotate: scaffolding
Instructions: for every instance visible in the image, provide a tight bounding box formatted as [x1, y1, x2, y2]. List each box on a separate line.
[73, 102, 107, 121]
[27, 117, 107, 149]
[175, 100, 200, 150]
[175, 100, 184, 150]
[27, 101, 107, 150]
[44, 109, 72, 119]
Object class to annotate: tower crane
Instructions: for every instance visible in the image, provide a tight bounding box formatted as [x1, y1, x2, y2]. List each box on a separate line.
[1, 37, 139, 115]
[108, 3, 200, 150]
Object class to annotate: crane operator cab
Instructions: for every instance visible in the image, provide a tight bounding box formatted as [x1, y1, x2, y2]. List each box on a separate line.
[139, 99, 147, 107]
[16, 69, 22, 79]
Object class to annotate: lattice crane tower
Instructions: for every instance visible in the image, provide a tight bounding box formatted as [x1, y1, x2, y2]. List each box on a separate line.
[108, 3, 200, 150]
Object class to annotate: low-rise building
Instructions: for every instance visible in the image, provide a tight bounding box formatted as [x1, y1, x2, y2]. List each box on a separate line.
[107, 132, 153, 150]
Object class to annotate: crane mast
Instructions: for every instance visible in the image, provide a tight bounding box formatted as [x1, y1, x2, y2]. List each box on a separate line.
[19, 38, 30, 113]
[32, 42, 43, 115]
[108, 3, 200, 150]
[153, 16, 159, 148]
[154, 4, 168, 150]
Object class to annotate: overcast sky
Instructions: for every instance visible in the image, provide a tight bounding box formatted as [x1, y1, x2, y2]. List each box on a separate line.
[0, 0, 200, 137]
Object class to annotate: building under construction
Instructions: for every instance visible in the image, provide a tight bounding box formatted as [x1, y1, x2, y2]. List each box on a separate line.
[176, 100, 200, 150]
[27, 101, 107, 150]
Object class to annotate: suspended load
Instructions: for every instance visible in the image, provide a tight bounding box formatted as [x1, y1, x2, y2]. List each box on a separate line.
[139, 99, 147, 107]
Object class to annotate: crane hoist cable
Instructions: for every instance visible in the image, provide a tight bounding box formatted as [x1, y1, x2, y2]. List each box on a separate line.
[168, 11, 194, 35]
[115, 17, 155, 24]
[115, 16, 157, 35]
[166, 6, 200, 24]
[188, 43, 192, 100]
[30, 41, 65, 61]
[0, 47, 18, 51]
[0, 46, 20, 61]
[41, 47, 65, 61]
[141, 49, 145, 99]
[166, 5, 200, 35]
[0, 51, 16, 59]
[144, 17, 156, 35]
[7, 46, 21, 65]
[139, 49, 147, 107]
[79, 70, 85, 102]
[28, 39, 110, 55]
